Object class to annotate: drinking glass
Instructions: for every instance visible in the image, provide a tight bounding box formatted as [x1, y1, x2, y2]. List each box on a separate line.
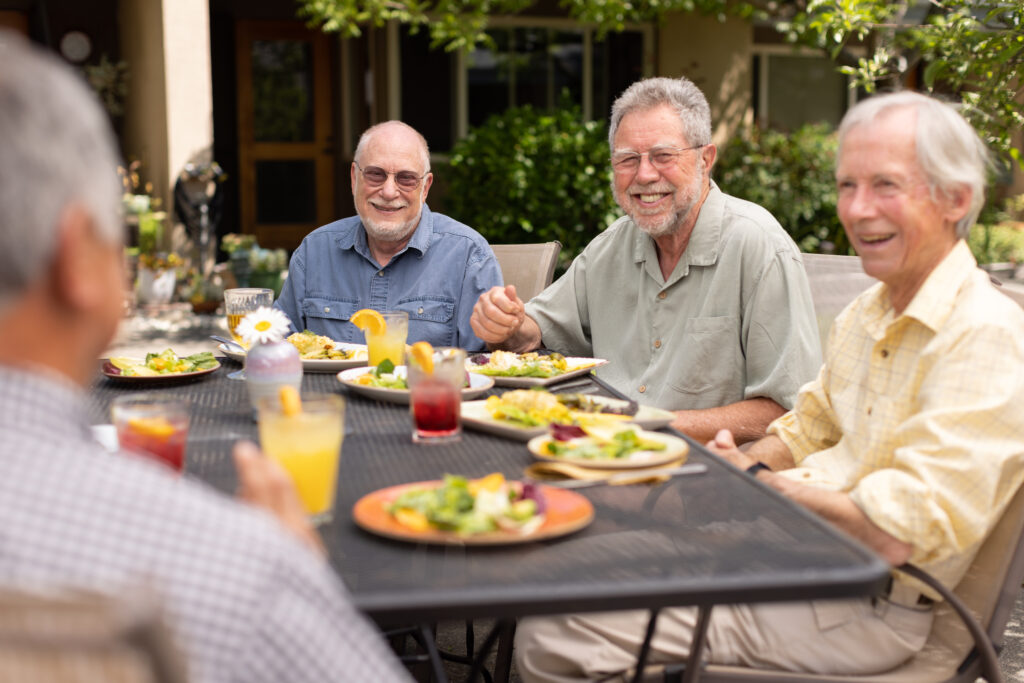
[408, 347, 466, 444]
[223, 287, 274, 379]
[257, 393, 345, 525]
[364, 311, 409, 368]
[111, 394, 190, 473]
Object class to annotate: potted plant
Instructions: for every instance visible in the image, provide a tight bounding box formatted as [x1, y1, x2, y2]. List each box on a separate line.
[120, 162, 177, 306]
[136, 252, 181, 305]
[185, 268, 225, 315]
[220, 233, 287, 296]
[220, 233, 257, 288]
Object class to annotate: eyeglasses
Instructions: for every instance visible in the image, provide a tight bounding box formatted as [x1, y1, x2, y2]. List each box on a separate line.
[354, 161, 428, 191]
[610, 145, 706, 174]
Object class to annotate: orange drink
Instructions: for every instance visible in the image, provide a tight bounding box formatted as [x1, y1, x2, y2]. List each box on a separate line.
[258, 393, 344, 523]
[353, 310, 408, 367]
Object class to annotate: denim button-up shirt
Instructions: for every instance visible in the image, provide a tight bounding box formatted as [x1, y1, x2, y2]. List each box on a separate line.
[275, 205, 502, 350]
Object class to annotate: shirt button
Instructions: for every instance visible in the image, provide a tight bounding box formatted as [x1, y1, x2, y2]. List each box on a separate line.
[867, 406, 872, 416]
[324, 306, 330, 313]
[638, 385, 647, 393]
[657, 292, 667, 300]
[377, 271, 384, 277]
[653, 340, 662, 349]
[880, 349, 889, 358]
[418, 307, 424, 314]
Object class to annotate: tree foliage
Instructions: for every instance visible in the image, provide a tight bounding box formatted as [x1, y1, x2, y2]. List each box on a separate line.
[298, 0, 1024, 166]
[444, 102, 621, 271]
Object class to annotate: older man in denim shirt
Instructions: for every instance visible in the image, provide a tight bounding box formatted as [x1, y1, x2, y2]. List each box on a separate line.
[276, 121, 502, 350]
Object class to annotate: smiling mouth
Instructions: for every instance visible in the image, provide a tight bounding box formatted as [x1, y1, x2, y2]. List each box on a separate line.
[371, 202, 407, 213]
[634, 193, 669, 205]
[859, 234, 895, 245]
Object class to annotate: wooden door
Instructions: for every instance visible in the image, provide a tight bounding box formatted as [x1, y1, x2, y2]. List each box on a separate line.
[236, 21, 335, 250]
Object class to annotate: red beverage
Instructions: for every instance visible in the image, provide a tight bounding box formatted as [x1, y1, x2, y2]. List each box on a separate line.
[411, 379, 460, 441]
[115, 416, 188, 472]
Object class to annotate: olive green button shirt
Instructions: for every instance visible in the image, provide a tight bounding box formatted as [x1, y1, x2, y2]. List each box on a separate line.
[525, 182, 822, 411]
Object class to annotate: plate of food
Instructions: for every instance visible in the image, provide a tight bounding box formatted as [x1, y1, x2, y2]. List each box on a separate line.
[527, 424, 689, 470]
[352, 472, 593, 546]
[465, 350, 607, 387]
[337, 362, 494, 404]
[461, 389, 675, 441]
[102, 349, 220, 383]
[219, 330, 368, 373]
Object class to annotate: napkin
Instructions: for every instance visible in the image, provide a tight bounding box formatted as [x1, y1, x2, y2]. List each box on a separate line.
[524, 459, 688, 486]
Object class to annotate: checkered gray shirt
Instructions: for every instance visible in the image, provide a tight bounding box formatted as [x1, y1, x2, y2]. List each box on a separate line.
[0, 365, 409, 683]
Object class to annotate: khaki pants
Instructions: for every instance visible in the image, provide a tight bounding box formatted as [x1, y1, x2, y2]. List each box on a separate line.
[515, 597, 934, 683]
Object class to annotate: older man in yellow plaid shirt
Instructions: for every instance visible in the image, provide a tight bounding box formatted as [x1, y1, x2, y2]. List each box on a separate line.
[515, 93, 1024, 682]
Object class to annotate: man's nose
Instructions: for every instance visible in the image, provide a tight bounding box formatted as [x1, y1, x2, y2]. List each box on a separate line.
[378, 174, 402, 198]
[635, 153, 661, 183]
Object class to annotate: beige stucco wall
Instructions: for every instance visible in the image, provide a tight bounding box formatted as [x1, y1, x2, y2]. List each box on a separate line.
[657, 13, 752, 149]
[119, 0, 213, 256]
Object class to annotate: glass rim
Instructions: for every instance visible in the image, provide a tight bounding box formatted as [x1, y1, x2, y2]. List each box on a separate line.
[257, 392, 345, 413]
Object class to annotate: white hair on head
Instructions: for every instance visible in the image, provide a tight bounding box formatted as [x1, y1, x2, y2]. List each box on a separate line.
[608, 76, 712, 150]
[0, 32, 122, 310]
[837, 91, 990, 239]
[353, 120, 431, 173]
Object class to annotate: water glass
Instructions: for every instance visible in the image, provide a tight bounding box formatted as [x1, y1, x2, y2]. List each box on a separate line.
[223, 287, 274, 379]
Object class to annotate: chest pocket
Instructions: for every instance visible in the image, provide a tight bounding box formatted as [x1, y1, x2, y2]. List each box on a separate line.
[397, 297, 456, 346]
[301, 297, 359, 326]
[667, 316, 742, 400]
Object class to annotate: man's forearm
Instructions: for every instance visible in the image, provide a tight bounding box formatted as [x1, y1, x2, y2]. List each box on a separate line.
[487, 315, 543, 353]
[671, 397, 786, 445]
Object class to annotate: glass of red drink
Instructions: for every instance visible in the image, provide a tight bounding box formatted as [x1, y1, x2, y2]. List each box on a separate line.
[111, 394, 190, 472]
[408, 347, 466, 444]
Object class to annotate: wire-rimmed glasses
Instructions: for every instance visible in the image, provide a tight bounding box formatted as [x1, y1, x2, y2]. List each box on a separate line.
[610, 144, 707, 174]
[354, 161, 428, 191]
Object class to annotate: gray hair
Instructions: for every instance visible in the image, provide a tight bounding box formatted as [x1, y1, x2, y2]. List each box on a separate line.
[354, 121, 431, 173]
[608, 76, 712, 150]
[0, 33, 122, 310]
[837, 91, 990, 239]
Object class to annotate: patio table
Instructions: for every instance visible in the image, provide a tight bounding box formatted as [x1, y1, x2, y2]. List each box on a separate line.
[87, 360, 890, 682]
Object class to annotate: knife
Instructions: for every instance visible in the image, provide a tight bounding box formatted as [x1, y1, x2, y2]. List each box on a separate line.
[537, 463, 708, 489]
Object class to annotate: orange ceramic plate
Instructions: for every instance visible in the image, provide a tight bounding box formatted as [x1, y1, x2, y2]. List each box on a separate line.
[352, 480, 594, 546]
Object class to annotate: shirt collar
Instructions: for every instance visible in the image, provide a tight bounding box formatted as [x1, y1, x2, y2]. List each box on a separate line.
[631, 180, 723, 279]
[336, 204, 435, 262]
[861, 240, 976, 336]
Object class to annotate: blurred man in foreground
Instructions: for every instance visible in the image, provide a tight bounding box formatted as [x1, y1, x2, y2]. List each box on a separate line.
[471, 77, 821, 443]
[275, 120, 502, 350]
[515, 92, 1024, 682]
[0, 33, 407, 683]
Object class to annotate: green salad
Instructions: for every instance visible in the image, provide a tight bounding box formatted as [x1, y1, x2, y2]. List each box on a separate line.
[353, 359, 408, 389]
[108, 349, 219, 377]
[543, 428, 667, 461]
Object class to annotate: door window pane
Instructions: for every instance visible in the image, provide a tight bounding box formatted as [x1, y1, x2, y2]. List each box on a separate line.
[467, 30, 512, 128]
[252, 40, 314, 142]
[255, 160, 316, 224]
[764, 54, 848, 131]
[512, 28, 583, 110]
[400, 30, 455, 151]
[593, 31, 644, 120]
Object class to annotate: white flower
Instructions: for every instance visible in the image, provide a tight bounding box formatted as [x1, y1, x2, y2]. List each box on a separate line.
[236, 306, 291, 345]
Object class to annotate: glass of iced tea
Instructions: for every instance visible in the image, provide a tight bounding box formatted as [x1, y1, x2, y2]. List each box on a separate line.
[223, 288, 273, 379]
[258, 393, 345, 525]
[364, 311, 409, 368]
[408, 347, 466, 444]
[111, 394, 190, 473]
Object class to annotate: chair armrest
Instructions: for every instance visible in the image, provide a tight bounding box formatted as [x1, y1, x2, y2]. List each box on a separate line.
[896, 563, 1003, 683]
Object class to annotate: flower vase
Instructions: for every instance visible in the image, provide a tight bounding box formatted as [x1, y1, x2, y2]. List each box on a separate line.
[245, 339, 302, 414]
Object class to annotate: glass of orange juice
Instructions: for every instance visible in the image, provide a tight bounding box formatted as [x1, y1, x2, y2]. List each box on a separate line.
[364, 311, 408, 367]
[257, 393, 345, 524]
[223, 288, 274, 380]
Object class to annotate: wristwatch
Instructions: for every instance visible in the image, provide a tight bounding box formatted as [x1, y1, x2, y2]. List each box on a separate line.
[746, 462, 771, 477]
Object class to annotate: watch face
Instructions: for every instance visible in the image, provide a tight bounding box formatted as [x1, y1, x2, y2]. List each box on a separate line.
[60, 31, 92, 63]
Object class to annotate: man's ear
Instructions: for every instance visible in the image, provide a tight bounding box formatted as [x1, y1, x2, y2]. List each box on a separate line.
[702, 144, 717, 174]
[943, 185, 972, 226]
[51, 204, 106, 311]
[421, 172, 433, 203]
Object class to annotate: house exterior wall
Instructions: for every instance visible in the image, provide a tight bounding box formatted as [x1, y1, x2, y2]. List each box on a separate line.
[657, 13, 752, 148]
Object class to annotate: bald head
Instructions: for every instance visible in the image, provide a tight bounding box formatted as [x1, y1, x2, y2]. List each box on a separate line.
[354, 121, 430, 174]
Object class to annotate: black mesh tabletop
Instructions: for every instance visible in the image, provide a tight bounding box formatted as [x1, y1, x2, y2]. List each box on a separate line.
[88, 359, 889, 627]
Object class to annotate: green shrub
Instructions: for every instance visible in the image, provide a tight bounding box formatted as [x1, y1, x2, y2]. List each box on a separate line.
[444, 102, 621, 272]
[968, 223, 1024, 265]
[715, 123, 849, 254]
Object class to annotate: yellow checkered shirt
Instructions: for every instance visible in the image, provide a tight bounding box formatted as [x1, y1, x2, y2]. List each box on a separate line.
[770, 241, 1024, 591]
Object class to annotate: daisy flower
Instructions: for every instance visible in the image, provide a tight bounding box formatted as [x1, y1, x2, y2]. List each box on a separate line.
[236, 306, 291, 345]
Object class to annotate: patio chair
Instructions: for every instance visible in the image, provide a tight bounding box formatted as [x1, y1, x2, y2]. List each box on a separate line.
[634, 480, 1024, 683]
[0, 586, 188, 683]
[491, 242, 562, 303]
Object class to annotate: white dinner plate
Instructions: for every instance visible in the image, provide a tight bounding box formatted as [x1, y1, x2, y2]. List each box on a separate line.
[337, 366, 495, 405]
[465, 355, 609, 388]
[527, 429, 689, 470]
[460, 396, 675, 442]
[218, 342, 368, 373]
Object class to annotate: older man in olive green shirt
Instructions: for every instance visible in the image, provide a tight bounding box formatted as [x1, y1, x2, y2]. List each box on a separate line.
[470, 76, 821, 443]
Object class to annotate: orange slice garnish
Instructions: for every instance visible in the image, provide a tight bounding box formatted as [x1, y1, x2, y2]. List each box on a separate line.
[278, 385, 302, 417]
[393, 507, 431, 532]
[409, 341, 434, 374]
[350, 309, 386, 336]
[127, 417, 175, 440]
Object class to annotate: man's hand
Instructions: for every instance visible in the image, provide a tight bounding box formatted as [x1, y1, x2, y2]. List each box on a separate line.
[705, 429, 757, 471]
[471, 284, 529, 346]
[233, 440, 326, 558]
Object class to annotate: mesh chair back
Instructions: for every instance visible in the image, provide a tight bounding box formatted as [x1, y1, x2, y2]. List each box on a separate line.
[491, 242, 562, 303]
